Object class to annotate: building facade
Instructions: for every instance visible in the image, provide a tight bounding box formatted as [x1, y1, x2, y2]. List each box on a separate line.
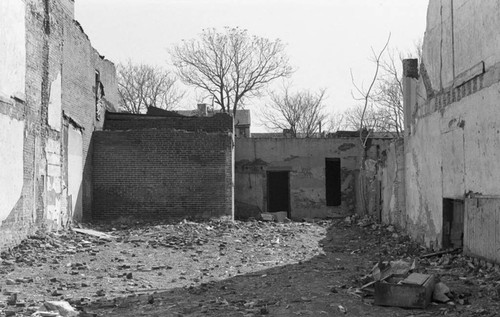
[403, 0, 500, 260]
[235, 135, 393, 220]
[0, 0, 118, 248]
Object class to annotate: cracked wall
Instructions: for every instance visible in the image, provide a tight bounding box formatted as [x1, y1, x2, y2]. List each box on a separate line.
[405, 0, 500, 255]
[235, 137, 393, 220]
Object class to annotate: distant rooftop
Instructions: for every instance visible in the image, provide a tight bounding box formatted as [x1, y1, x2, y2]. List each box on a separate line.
[174, 104, 250, 127]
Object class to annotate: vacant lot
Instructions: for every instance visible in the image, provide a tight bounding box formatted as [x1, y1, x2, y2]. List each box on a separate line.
[0, 218, 499, 316]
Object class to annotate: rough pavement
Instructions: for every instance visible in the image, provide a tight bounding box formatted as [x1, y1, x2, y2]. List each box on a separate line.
[0, 217, 499, 316]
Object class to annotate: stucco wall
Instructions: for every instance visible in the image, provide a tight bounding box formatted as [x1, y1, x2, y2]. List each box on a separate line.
[0, 0, 26, 99]
[235, 137, 392, 220]
[0, 112, 24, 223]
[405, 0, 500, 251]
[380, 139, 405, 229]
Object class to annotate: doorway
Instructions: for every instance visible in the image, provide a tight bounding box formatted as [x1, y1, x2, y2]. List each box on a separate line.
[267, 171, 290, 217]
[442, 198, 464, 248]
[325, 158, 341, 206]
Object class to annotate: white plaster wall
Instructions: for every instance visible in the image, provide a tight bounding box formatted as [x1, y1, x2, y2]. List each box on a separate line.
[45, 139, 62, 227]
[453, 0, 500, 74]
[0, 114, 24, 222]
[48, 72, 62, 131]
[0, 0, 26, 98]
[423, 0, 500, 91]
[407, 0, 500, 249]
[405, 112, 443, 246]
[68, 126, 83, 221]
[460, 83, 500, 195]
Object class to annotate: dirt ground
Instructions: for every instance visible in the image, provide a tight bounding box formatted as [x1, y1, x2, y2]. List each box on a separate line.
[1, 217, 499, 317]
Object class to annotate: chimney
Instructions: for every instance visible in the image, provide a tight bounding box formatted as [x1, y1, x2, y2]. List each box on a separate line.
[402, 59, 418, 136]
[197, 103, 208, 116]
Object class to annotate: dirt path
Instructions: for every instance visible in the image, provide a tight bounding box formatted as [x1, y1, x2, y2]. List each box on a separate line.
[1, 219, 499, 316]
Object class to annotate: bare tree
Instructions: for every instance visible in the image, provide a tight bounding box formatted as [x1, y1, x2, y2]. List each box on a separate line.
[117, 61, 184, 114]
[350, 35, 390, 215]
[261, 86, 328, 138]
[343, 104, 380, 132]
[170, 27, 293, 116]
[324, 110, 347, 133]
[349, 41, 422, 137]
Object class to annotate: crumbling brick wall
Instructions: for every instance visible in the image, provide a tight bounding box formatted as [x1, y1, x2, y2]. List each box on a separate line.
[0, 0, 118, 249]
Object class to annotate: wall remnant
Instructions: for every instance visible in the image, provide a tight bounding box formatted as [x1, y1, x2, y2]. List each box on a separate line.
[403, 1, 500, 257]
[92, 112, 234, 222]
[235, 136, 393, 220]
[0, 0, 118, 249]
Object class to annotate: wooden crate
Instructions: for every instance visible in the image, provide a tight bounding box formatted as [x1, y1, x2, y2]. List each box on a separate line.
[374, 273, 435, 309]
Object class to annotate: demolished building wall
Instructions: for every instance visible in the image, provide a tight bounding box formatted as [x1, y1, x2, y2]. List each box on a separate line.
[92, 112, 234, 222]
[380, 139, 406, 229]
[235, 137, 393, 220]
[404, 0, 500, 256]
[0, 0, 118, 249]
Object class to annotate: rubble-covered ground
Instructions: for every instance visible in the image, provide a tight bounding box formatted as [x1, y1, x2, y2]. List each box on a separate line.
[1, 217, 500, 316]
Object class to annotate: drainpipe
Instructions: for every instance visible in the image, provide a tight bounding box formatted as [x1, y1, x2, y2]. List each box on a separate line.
[231, 116, 235, 221]
[402, 59, 419, 136]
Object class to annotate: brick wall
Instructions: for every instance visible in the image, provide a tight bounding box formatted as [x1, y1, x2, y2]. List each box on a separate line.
[92, 129, 233, 221]
[104, 112, 233, 133]
[0, 0, 118, 249]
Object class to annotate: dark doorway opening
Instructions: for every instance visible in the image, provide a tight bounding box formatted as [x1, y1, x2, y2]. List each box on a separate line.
[325, 158, 341, 206]
[442, 198, 464, 249]
[267, 171, 290, 217]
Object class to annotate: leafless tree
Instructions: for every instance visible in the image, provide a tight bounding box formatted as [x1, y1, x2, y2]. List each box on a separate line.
[343, 104, 381, 132]
[170, 27, 293, 116]
[324, 110, 348, 133]
[351, 34, 390, 215]
[349, 40, 422, 137]
[261, 86, 328, 138]
[117, 61, 184, 114]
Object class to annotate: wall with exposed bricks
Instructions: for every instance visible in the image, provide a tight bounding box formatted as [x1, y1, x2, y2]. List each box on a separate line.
[92, 128, 233, 221]
[0, 0, 117, 249]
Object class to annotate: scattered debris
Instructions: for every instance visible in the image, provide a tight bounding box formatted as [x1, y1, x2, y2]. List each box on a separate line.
[433, 282, 451, 303]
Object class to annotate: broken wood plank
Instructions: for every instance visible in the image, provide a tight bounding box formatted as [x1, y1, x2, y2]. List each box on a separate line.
[360, 274, 392, 290]
[72, 228, 116, 241]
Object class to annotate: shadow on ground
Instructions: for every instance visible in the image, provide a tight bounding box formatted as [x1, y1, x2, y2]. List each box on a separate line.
[90, 220, 455, 317]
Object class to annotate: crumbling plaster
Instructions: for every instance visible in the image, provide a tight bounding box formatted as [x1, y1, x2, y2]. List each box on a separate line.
[235, 138, 391, 220]
[405, 0, 500, 250]
[0, 113, 24, 223]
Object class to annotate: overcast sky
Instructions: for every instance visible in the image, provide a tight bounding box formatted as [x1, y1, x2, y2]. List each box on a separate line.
[75, 0, 428, 132]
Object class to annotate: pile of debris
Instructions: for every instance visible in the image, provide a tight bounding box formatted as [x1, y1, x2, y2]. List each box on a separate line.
[347, 215, 500, 313]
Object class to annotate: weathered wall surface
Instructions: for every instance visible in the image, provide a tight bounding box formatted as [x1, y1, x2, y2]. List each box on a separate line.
[0, 100, 25, 223]
[0, 0, 118, 249]
[405, 0, 500, 253]
[380, 139, 405, 229]
[92, 129, 233, 221]
[0, 0, 26, 99]
[235, 137, 392, 220]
